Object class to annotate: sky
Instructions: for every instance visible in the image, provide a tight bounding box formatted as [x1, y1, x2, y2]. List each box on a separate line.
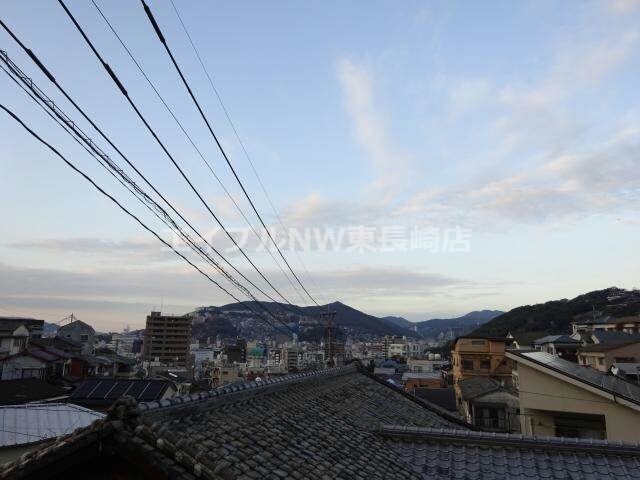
[1, 0, 639, 331]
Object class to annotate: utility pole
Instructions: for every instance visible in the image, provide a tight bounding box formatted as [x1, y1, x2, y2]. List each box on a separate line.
[321, 309, 337, 367]
[113, 339, 119, 379]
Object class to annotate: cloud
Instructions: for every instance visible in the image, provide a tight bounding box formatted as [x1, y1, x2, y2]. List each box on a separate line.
[396, 125, 640, 227]
[336, 58, 410, 196]
[610, 0, 640, 13]
[0, 262, 472, 329]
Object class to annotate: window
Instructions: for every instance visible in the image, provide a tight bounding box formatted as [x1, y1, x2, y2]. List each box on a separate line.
[474, 406, 506, 430]
[80, 334, 89, 342]
[471, 340, 486, 346]
[480, 359, 491, 370]
[462, 359, 474, 371]
[597, 357, 604, 366]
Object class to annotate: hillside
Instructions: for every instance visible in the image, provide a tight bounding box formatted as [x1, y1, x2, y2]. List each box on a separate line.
[472, 287, 640, 337]
[191, 301, 419, 341]
[414, 310, 504, 339]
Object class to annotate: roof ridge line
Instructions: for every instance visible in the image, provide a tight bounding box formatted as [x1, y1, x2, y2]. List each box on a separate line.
[137, 364, 357, 413]
[379, 425, 640, 455]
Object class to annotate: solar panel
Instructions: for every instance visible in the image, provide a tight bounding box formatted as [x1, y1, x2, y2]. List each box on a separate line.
[126, 381, 148, 399]
[105, 381, 133, 399]
[71, 379, 99, 398]
[89, 380, 116, 399]
[139, 382, 165, 401]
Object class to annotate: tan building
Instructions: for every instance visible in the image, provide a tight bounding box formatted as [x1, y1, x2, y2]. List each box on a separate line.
[451, 336, 513, 386]
[577, 338, 640, 372]
[401, 372, 442, 391]
[143, 311, 192, 368]
[507, 350, 640, 442]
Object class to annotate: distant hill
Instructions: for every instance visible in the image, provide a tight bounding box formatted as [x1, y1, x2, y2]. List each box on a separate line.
[381, 315, 412, 329]
[414, 310, 504, 339]
[472, 287, 640, 337]
[191, 301, 419, 341]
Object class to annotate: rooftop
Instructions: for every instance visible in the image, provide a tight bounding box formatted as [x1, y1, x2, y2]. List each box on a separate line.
[382, 425, 640, 479]
[507, 350, 640, 408]
[0, 403, 104, 448]
[457, 376, 504, 401]
[0, 378, 69, 405]
[533, 334, 580, 345]
[69, 378, 175, 406]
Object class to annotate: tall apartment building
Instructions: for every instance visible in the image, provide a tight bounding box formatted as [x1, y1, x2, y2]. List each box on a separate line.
[143, 312, 192, 368]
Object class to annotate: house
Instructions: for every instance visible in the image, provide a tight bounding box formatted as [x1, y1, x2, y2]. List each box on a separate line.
[0, 346, 72, 380]
[0, 317, 44, 339]
[69, 378, 176, 412]
[0, 322, 30, 359]
[3, 365, 640, 480]
[406, 357, 447, 373]
[533, 334, 581, 362]
[577, 336, 640, 372]
[451, 336, 513, 386]
[507, 350, 640, 441]
[402, 372, 442, 391]
[0, 403, 103, 465]
[57, 319, 95, 355]
[0, 378, 70, 405]
[612, 363, 640, 384]
[456, 376, 520, 433]
[572, 315, 640, 335]
[30, 336, 83, 356]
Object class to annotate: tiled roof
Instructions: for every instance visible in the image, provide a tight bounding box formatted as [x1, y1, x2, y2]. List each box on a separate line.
[508, 350, 640, 406]
[1, 365, 465, 480]
[0, 403, 104, 447]
[382, 426, 640, 480]
[458, 376, 502, 401]
[534, 334, 580, 345]
[412, 388, 457, 412]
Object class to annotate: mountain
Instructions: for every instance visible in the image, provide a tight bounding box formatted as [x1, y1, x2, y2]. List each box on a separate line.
[191, 301, 419, 341]
[382, 316, 412, 329]
[383, 311, 503, 339]
[472, 287, 640, 337]
[413, 310, 504, 339]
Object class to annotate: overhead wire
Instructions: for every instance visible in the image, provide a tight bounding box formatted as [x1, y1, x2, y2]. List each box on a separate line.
[0, 103, 289, 335]
[89, 0, 308, 306]
[138, 0, 320, 306]
[55, 0, 302, 311]
[168, 0, 324, 303]
[0, 49, 294, 333]
[0, 19, 303, 321]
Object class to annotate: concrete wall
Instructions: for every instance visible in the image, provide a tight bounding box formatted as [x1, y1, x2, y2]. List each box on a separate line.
[517, 362, 640, 442]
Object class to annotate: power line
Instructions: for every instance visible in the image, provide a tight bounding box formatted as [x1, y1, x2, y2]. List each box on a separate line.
[139, 0, 320, 307]
[0, 103, 290, 335]
[56, 0, 300, 311]
[168, 0, 324, 303]
[0, 19, 300, 319]
[90, 0, 308, 307]
[0, 50, 293, 334]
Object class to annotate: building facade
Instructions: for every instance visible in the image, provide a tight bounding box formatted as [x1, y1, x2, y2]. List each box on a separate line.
[451, 336, 513, 386]
[142, 312, 192, 368]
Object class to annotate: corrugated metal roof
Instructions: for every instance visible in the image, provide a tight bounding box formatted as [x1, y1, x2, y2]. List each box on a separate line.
[0, 403, 104, 447]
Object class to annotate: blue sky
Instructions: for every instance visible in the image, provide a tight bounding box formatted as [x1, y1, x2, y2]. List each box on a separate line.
[1, 0, 639, 330]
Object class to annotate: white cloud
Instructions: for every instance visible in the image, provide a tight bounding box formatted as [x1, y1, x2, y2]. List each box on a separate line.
[336, 58, 410, 197]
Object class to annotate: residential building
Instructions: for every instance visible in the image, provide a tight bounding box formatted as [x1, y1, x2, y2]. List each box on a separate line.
[57, 318, 95, 355]
[0, 346, 72, 380]
[507, 350, 640, 441]
[451, 336, 514, 386]
[456, 376, 520, 433]
[0, 317, 44, 339]
[3, 365, 640, 480]
[572, 315, 640, 336]
[577, 337, 640, 372]
[282, 347, 300, 372]
[402, 372, 442, 391]
[142, 312, 192, 368]
[407, 357, 447, 373]
[0, 403, 103, 465]
[533, 334, 581, 362]
[0, 322, 29, 359]
[222, 339, 247, 364]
